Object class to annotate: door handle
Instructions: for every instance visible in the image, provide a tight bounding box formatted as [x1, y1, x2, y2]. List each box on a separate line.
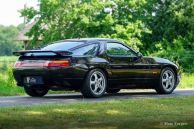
[151, 65, 157, 68]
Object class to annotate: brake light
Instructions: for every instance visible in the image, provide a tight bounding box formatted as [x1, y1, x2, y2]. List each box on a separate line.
[13, 60, 70, 68]
[14, 61, 22, 68]
[44, 60, 70, 67]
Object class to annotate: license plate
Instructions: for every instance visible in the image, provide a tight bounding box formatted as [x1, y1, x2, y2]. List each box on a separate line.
[24, 76, 44, 85]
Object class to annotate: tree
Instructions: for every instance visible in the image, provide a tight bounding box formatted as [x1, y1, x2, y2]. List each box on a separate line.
[0, 25, 22, 56]
[20, 0, 150, 50]
[143, 0, 194, 42]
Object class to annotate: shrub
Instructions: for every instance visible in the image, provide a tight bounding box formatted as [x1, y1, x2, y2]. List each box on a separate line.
[151, 36, 194, 73]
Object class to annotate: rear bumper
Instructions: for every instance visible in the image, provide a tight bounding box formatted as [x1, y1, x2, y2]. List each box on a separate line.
[13, 66, 87, 89]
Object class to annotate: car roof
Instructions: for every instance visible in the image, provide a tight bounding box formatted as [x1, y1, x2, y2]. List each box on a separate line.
[60, 38, 121, 43]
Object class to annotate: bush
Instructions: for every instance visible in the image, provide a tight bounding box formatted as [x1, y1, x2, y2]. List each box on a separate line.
[150, 36, 194, 73]
[0, 64, 24, 96]
[6, 65, 16, 87]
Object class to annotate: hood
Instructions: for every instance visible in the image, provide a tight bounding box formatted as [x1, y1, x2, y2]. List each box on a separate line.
[144, 56, 178, 69]
[152, 57, 173, 64]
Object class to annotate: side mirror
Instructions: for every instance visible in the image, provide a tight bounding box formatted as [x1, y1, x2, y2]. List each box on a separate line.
[137, 52, 143, 58]
[130, 52, 143, 62]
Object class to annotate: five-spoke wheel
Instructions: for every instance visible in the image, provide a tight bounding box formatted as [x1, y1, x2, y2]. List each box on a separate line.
[162, 70, 175, 92]
[155, 67, 176, 94]
[90, 71, 106, 96]
[81, 69, 107, 98]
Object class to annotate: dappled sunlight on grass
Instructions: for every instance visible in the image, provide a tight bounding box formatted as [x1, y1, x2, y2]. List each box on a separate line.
[0, 97, 194, 129]
[52, 108, 74, 113]
[106, 109, 122, 115]
[25, 111, 46, 115]
[80, 109, 97, 114]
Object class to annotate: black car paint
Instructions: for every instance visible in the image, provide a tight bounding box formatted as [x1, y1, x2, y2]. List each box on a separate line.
[13, 38, 180, 90]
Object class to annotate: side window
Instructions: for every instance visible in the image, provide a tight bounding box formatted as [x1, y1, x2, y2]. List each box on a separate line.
[72, 44, 98, 56]
[107, 43, 136, 57]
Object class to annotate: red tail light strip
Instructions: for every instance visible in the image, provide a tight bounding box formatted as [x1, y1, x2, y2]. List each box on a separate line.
[44, 60, 70, 67]
[14, 60, 70, 68]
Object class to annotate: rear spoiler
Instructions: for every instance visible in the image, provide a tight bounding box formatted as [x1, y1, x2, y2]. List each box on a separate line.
[13, 50, 73, 56]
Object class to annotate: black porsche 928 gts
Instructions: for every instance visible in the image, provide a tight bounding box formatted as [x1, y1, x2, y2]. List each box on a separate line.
[13, 38, 180, 98]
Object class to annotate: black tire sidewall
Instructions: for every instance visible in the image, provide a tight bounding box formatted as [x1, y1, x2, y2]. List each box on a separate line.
[24, 85, 48, 97]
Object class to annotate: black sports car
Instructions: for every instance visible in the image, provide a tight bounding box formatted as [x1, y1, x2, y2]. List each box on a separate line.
[13, 38, 180, 98]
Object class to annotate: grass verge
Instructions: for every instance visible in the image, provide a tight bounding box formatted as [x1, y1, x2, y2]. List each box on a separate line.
[0, 56, 18, 61]
[0, 96, 194, 129]
[0, 81, 24, 96]
[179, 73, 194, 88]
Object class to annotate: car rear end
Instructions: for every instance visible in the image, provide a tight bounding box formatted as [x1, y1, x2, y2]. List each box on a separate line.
[13, 40, 90, 90]
[13, 51, 80, 89]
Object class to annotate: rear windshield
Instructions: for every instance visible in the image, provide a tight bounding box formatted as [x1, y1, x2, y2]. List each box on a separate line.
[42, 41, 84, 51]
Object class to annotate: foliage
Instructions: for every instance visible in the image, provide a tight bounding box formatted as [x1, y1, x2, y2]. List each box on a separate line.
[20, 0, 150, 50]
[0, 56, 17, 72]
[142, 0, 194, 41]
[179, 73, 194, 88]
[0, 25, 22, 56]
[151, 36, 194, 72]
[0, 66, 24, 96]
[142, 1, 194, 54]
[6, 66, 16, 87]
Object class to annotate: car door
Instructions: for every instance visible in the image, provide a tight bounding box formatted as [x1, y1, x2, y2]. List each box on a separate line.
[106, 42, 150, 86]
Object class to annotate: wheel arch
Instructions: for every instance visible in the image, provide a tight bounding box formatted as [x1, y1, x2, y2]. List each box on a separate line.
[87, 67, 110, 79]
[161, 64, 178, 79]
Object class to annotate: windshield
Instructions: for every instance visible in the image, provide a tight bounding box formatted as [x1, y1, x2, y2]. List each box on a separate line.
[42, 41, 84, 51]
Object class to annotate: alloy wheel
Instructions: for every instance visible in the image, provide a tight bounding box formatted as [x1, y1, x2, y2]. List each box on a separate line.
[90, 71, 106, 95]
[162, 70, 175, 92]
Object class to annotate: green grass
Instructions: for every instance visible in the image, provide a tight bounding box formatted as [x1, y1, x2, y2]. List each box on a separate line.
[0, 76, 72, 96]
[0, 75, 24, 96]
[0, 83, 24, 96]
[0, 56, 18, 61]
[179, 73, 194, 88]
[0, 56, 24, 96]
[0, 96, 194, 129]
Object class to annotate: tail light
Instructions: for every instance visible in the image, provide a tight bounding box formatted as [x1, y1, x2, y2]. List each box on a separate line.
[14, 61, 22, 68]
[44, 60, 70, 67]
[14, 60, 70, 68]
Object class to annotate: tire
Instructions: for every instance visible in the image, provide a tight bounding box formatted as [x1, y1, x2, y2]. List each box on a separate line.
[106, 89, 120, 94]
[24, 85, 49, 97]
[155, 67, 177, 94]
[81, 69, 107, 98]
